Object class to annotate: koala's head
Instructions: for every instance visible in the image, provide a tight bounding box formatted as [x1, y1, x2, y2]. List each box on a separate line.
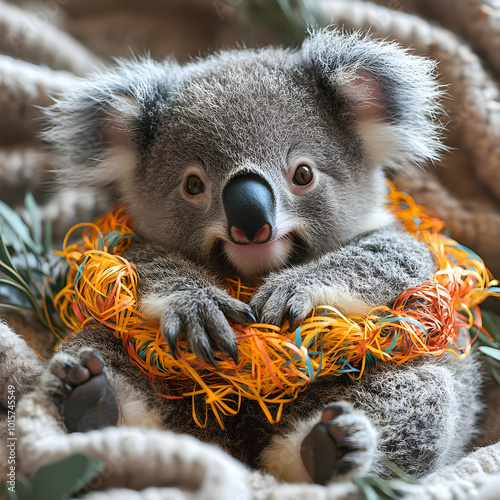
[45, 30, 443, 277]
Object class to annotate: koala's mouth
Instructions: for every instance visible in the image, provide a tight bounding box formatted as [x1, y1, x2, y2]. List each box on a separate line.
[222, 236, 294, 277]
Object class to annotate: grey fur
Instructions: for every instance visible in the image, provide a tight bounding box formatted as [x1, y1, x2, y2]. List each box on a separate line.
[32, 29, 482, 484]
[51, 328, 482, 481]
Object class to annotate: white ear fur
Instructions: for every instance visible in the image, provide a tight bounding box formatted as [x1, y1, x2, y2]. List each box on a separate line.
[89, 145, 138, 189]
[86, 95, 139, 188]
[343, 69, 386, 122]
[340, 69, 401, 168]
[356, 119, 401, 167]
[340, 68, 442, 170]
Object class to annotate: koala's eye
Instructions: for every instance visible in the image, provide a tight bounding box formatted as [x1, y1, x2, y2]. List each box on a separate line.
[185, 175, 205, 195]
[293, 164, 313, 186]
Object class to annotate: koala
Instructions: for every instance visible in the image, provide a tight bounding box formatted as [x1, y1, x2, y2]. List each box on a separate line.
[34, 30, 482, 485]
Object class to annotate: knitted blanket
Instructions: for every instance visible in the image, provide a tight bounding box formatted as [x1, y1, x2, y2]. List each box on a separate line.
[1, 0, 500, 498]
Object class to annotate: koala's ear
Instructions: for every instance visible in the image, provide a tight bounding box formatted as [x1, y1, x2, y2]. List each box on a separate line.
[301, 30, 444, 169]
[43, 58, 173, 188]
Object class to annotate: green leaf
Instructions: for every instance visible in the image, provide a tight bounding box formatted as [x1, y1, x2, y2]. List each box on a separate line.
[0, 477, 33, 500]
[24, 194, 42, 250]
[372, 481, 406, 498]
[478, 346, 500, 362]
[0, 278, 35, 309]
[352, 478, 375, 500]
[15, 477, 33, 500]
[276, 0, 299, 26]
[43, 219, 53, 257]
[378, 457, 419, 484]
[482, 311, 500, 343]
[477, 330, 498, 349]
[356, 482, 380, 500]
[277, 0, 324, 28]
[0, 480, 18, 500]
[0, 303, 38, 315]
[353, 476, 409, 500]
[0, 201, 39, 253]
[0, 233, 17, 281]
[0, 262, 28, 291]
[0, 223, 23, 254]
[30, 454, 102, 500]
[490, 366, 500, 386]
[241, 0, 324, 46]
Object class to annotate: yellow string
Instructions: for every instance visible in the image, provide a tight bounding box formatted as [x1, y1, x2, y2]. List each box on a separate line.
[54, 185, 500, 428]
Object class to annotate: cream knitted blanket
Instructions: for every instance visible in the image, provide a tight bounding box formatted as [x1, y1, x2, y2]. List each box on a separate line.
[1, 0, 500, 498]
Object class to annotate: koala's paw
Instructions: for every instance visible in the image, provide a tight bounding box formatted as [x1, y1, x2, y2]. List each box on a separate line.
[157, 287, 255, 366]
[249, 269, 323, 329]
[44, 348, 120, 433]
[300, 402, 378, 484]
[250, 269, 373, 329]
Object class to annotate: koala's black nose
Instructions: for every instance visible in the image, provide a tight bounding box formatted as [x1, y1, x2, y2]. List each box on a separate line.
[223, 174, 275, 244]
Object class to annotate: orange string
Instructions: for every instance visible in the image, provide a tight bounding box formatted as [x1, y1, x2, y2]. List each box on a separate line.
[54, 185, 500, 428]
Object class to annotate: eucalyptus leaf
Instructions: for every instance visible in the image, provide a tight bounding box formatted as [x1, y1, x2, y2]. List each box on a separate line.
[18, 244, 39, 308]
[0, 480, 17, 500]
[477, 330, 498, 349]
[353, 478, 382, 500]
[372, 481, 406, 499]
[276, 0, 300, 27]
[0, 279, 34, 310]
[24, 193, 42, 250]
[378, 457, 419, 484]
[241, 0, 324, 45]
[482, 311, 500, 343]
[478, 346, 500, 362]
[491, 367, 500, 385]
[0, 277, 27, 292]
[0, 222, 23, 254]
[354, 477, 408, 500]
[243, 0, 306, 45]
[0, 476, 33, 500]
[0, 303, 38, 315]
[276, 0, 324, 28]
[30, 454, 102, 500]
[0, 201, 39, 253]
[0, 260, 26, 289]
[43, 219, 52, 256]
[360, 484, 380, 500]
[14, 477, 33, 500]
[0, 234, 20, 285]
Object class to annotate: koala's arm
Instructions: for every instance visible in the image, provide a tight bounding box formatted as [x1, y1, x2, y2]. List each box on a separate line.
[123, 240, 254, 363]
[251, 226, 437, 326]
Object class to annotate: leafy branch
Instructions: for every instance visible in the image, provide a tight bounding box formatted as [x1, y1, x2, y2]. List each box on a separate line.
[1, 453, 102, 500]
[241, 0, 325, 45]
[0, 194, 67, 343]
[476, 309, 500, 384]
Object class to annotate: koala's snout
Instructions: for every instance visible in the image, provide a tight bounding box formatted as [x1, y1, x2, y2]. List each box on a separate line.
[223, 174, 275, 245]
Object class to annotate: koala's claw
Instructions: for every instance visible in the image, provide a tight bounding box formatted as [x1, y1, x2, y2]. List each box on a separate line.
[222, 304, 256, 328]
[163, 315, 182, 360]
[300, 402, 377, 484]
[288, 308, 299, 332]
[243, 310, 258, 324]
[250, 272, 315, 328]
[159, 288, 252, 365]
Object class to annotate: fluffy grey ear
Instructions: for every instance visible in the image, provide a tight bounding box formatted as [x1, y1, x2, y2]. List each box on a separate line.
[43, 58, 174, 189]
[301, 29, 445, 170]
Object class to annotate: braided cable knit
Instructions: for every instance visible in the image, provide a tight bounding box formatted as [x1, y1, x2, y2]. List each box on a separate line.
[0, 0, 101, 76]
